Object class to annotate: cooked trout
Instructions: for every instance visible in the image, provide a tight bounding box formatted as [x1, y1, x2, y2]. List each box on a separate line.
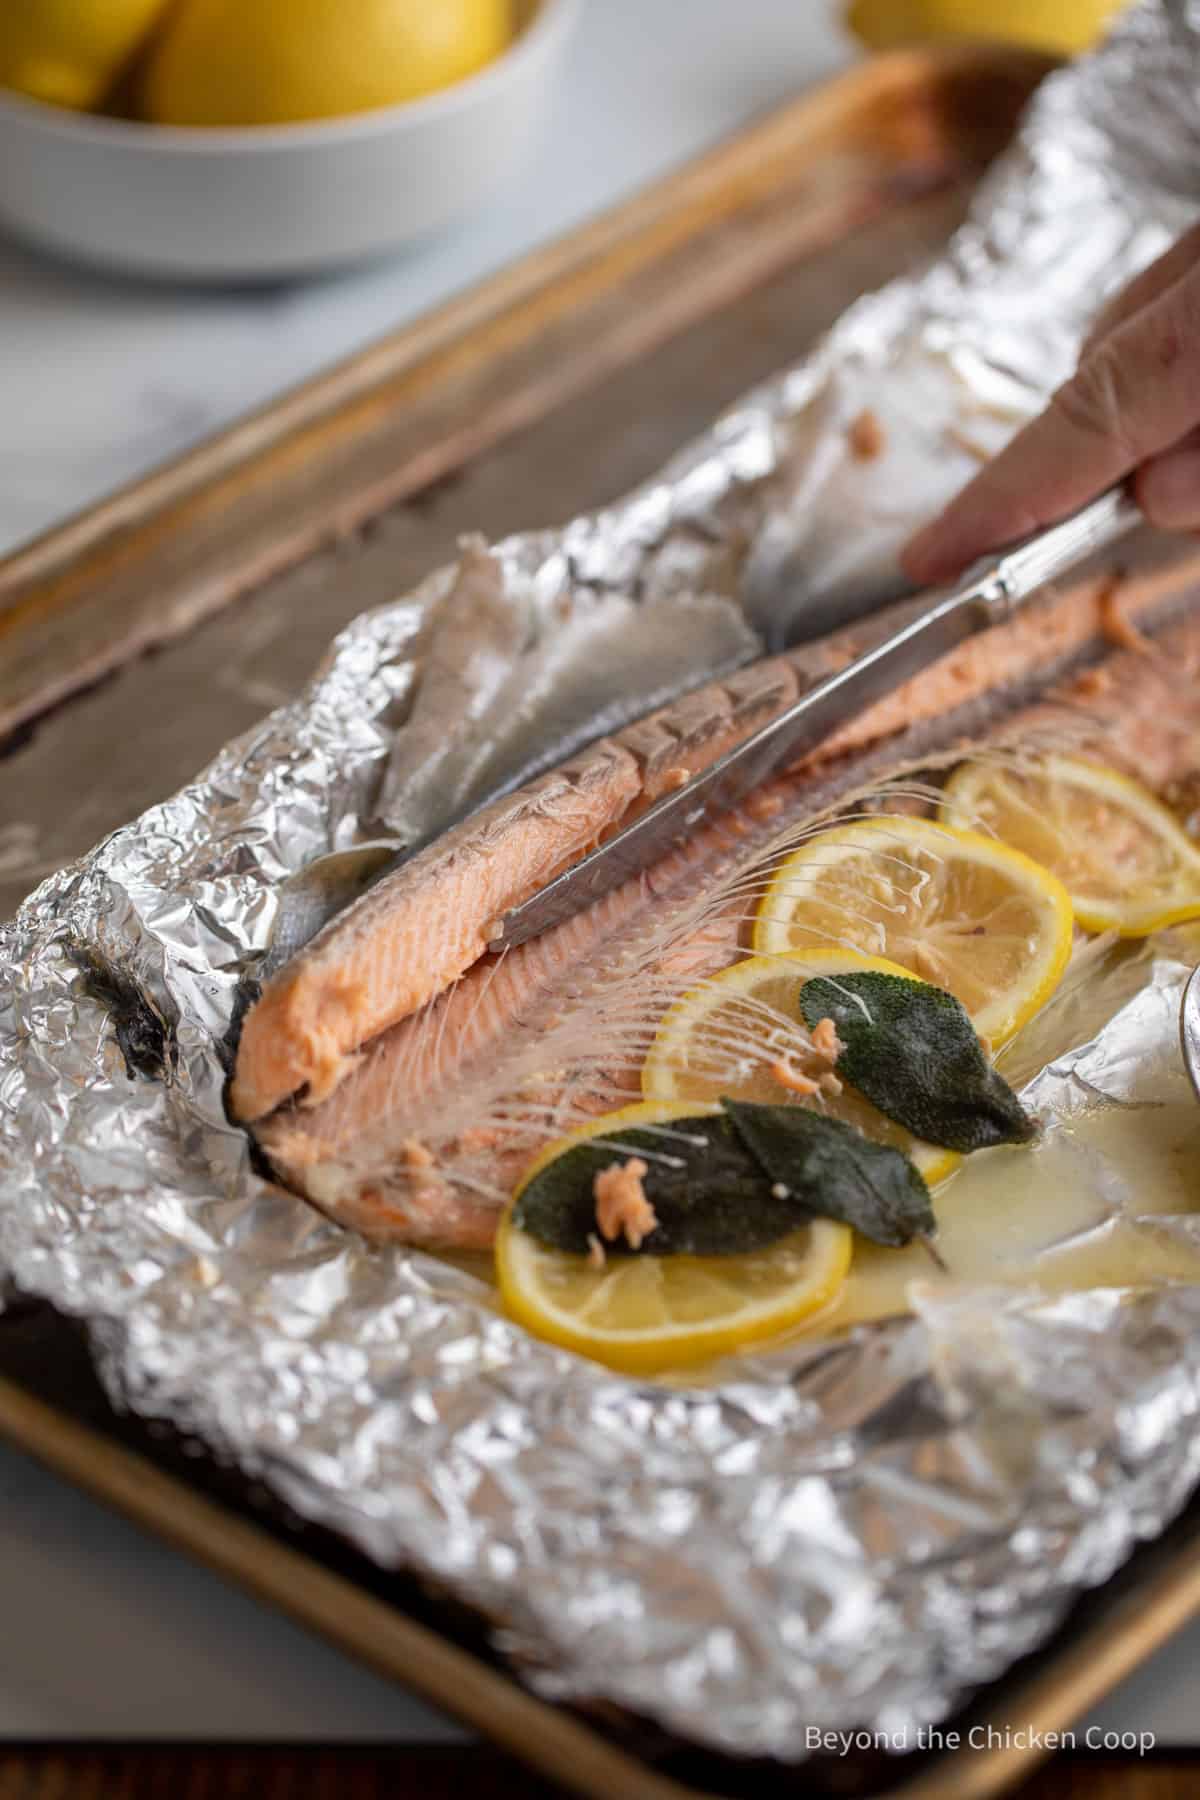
[236, 545, 1200, 1248]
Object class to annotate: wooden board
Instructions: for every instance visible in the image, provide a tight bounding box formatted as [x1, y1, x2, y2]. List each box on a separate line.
[8, 41, 1193, 1800]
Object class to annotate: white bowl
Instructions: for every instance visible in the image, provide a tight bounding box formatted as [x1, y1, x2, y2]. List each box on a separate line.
[0, 0, 577, 282]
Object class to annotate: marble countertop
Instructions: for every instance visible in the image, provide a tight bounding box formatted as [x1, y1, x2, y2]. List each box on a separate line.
[0, 0, 1190, 1755]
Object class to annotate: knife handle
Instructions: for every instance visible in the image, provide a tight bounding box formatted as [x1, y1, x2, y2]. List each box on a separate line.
[973, 486, 1141, 615]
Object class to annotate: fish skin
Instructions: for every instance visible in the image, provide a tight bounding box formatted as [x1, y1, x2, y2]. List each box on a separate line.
[234, 540, 1200, 1128]
[373, 534, 758, 851]
[401, 588, 760, 829]
[253, 564, 1200, 1249]
[373, 535, 529, 845]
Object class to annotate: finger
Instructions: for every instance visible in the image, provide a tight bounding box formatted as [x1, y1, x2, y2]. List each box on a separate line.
[1136, 428, 1200, 531]
[902, 261, 1200, 584]
[1080, 219, 1200, 358]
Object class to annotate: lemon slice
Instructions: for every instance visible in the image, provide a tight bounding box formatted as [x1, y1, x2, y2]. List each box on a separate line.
[495, 1101, 852, 1374]
[752, 816, 1073, 1047]
[941, 754, 1200, 937]
[641, 947, 960, 1186]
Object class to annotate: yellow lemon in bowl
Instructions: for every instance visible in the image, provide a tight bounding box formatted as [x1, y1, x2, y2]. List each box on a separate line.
[143, 0, 514, 128]
[0, 0, 170, 112]
[847, 0, 1123, 56]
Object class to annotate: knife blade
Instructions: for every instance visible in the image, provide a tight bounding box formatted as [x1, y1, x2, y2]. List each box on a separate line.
[489, 487, 1140, 951]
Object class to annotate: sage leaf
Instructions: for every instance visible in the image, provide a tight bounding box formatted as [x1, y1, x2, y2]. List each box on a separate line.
[799, 970, 1034, 1152]
[722, 1099, 935, 1248]
[513, 1114, 802, 1256]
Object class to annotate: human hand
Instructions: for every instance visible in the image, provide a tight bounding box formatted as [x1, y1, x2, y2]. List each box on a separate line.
[902, 219, 1200, 585]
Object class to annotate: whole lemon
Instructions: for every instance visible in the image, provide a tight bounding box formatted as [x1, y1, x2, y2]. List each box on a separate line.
[143, 0, 514, 128]
[847, 0, 1122, 55]
[0, 0, 170, 112]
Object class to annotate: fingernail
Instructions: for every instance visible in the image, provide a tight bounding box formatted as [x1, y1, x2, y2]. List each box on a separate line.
[1137, 447, 1200, 530]
[901, 519, 960, 585]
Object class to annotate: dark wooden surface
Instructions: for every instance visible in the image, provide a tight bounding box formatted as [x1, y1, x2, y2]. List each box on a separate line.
[0, 1748, 1191, 1798]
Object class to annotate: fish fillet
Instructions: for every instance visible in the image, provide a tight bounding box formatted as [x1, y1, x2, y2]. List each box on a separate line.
[250, 555, 1200, 1250]
[233, 541, 1200, 1126]
[233, 652, 814, 1120]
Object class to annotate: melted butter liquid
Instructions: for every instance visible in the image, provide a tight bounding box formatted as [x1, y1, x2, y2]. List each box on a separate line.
[824, 1095, 1200, 1331]
[448, 1096, 1200, 1334]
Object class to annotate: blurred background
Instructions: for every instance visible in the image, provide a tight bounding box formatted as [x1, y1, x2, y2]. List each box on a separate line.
[0, 0, 1120, 560]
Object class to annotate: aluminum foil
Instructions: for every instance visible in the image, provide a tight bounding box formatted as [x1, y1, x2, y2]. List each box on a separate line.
[5, 1, 1200, 1764]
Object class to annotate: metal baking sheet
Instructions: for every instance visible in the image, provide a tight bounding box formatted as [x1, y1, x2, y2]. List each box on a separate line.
[2, 31, 1200, 1800]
